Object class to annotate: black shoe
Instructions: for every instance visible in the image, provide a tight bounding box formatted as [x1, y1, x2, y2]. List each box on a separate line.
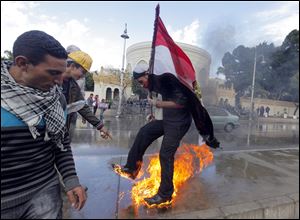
[205, 136, 220, 149]
[111, 164, 140, 180]
[144, 194, 172, 206]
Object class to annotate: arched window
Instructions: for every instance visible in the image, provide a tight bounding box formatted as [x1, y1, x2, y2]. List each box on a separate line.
[106, 88, 112, 101]
[113, 88, 119, 100]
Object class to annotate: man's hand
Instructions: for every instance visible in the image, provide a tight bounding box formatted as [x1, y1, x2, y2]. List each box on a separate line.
[147, 97, 157, 107]
[100, 127, 112, 140]
[66, 186, 87, 211]
[146, 114, 155, 122]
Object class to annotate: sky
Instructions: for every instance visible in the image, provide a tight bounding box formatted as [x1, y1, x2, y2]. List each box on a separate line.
[1, 1, 299, 77]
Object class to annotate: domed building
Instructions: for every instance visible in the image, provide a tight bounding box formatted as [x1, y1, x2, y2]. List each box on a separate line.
[126, 41, 212, 89]
[88, 41, 219, 106]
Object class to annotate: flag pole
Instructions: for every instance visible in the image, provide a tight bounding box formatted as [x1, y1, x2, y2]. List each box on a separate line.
[148, 4, 160, 117]
[149, 3, 160, 76]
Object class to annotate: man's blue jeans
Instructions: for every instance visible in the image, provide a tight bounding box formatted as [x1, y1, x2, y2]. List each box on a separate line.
[1, 184, 62, 219]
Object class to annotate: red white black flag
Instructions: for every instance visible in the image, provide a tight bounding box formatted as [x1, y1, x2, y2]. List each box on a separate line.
[149, 5, 196, 91]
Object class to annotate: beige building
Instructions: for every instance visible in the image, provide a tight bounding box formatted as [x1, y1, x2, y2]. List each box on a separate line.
[206, 78, 299, 118]
[203, 78, 236, 106]
[88, 67, 132, 102]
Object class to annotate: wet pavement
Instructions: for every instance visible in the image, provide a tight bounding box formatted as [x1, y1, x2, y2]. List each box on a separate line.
[63, 112, 299, 219]
[71, 112, 299, 155]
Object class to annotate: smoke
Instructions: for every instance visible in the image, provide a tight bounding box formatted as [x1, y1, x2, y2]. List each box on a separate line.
[168, 19, 200, 46]
[202, 23, 237, 77]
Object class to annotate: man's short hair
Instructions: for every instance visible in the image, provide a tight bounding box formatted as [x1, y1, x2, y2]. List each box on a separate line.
[13, 30, 68, 66]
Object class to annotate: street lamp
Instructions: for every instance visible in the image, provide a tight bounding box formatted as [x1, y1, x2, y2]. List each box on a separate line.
[249, 46, 266, 121]
[116, 23, 129, 118]
[247, 46, 266, 146]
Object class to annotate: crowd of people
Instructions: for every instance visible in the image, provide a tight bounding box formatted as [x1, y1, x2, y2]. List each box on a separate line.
[218, 99, 272, 119]
[85, 93, 109, 122]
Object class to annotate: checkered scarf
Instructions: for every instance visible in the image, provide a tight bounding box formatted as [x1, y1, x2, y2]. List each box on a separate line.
[1, 61, 66, 151]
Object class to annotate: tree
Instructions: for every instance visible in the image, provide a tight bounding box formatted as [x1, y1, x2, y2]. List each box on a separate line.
[1, 50, 13, 61]
[218, 29, 299, 103]
[219, 43, 276, 104]
[85, 72, 94, 91]
[270, 29, 299, 101]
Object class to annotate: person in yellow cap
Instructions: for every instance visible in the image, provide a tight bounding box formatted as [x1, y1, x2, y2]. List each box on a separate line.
[62, 50, 111, 140]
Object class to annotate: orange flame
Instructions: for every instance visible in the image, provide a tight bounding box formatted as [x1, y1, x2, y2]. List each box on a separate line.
[131, 143, 214, 208]
[113, 162, 144, 180]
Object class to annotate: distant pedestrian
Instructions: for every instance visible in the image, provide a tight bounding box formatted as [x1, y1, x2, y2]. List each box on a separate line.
[256, 107, 260, 116]
[86, 93, 94, 108]
[260, 106, 265, 117]
[98, 99, 108, 122]
[85, 93, 94, 127]
[265, 106, 270, 117]
[93, 95, 100, 115]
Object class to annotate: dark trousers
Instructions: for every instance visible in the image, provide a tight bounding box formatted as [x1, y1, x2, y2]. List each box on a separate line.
[93, 106, 97, 115]
[125, 119, 191, 198]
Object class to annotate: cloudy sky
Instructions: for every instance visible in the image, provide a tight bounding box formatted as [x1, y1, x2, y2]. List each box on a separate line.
[1, 1, 299, 76]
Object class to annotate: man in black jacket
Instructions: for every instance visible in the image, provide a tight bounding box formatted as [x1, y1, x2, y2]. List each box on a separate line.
[113, 63, 219, 206]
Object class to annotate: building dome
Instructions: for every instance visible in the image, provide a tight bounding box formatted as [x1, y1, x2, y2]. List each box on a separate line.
[126, 41, 211, 88]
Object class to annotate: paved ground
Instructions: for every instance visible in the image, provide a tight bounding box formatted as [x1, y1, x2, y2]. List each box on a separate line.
[63, 149, 298, 219]
[62, 112, 299, 219]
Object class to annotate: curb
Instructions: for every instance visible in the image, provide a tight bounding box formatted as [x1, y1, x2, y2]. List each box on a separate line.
[160, 193, 299, 219]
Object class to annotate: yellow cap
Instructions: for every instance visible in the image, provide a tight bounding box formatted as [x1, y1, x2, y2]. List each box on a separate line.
[68, 50, 93, 72]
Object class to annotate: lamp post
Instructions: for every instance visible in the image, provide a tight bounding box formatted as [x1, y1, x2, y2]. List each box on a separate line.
[247, 46, 266, 146]
[116, 23, 129, 118]
[249, 46, 266, 121]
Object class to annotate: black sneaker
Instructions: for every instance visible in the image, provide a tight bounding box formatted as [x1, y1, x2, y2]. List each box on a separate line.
[205, 136, 220, 149]
[111, 164, 140, 180]
[144, 194, 172, 206]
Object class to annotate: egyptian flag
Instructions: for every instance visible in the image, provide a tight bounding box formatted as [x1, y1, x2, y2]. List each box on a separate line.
[149, 4, 219, 149]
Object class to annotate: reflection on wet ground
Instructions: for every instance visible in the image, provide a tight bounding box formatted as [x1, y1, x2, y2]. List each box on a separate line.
[71, 114, 299, 155]
[63, 113, 298, 219]
[63, 149, 299, 219]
